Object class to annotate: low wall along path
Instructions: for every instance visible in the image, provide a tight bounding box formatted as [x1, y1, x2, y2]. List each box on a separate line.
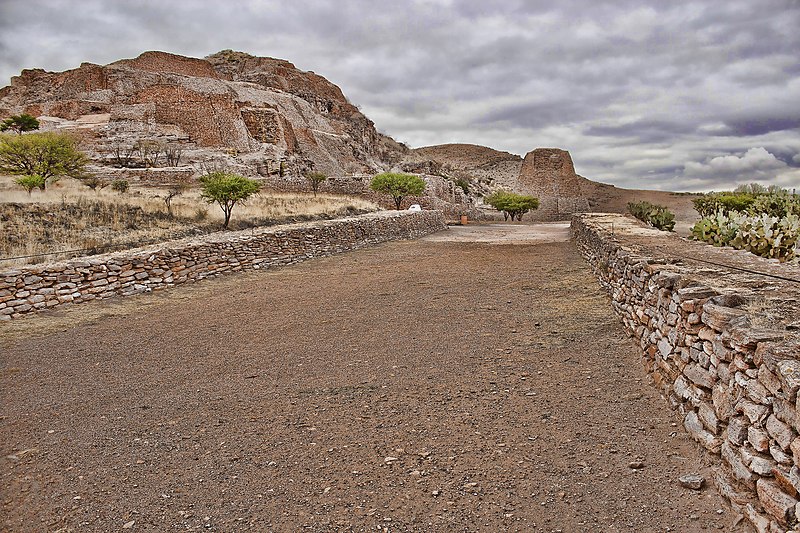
[0, 210, 446, 320]
[573, 213, 800, 532]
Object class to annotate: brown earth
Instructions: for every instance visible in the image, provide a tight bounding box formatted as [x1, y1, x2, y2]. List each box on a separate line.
[0, 226, 751, 532]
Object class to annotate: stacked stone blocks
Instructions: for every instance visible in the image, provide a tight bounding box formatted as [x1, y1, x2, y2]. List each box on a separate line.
[572, 213, 800, 533]
[0, 211, 446, 320]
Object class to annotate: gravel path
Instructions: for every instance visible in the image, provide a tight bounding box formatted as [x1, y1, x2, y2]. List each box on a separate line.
[1, 226, 750, 532]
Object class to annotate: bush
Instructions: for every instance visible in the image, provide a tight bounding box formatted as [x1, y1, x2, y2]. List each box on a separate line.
[81, 176, 109, 191]
[454, 178, 470, 194]
[748, 191, 800, 218]
[111, 179, 130, 193]
[627, 201, 675, 231]
[14, 174, 46, 194]
[484, 191, 540, 221]
[690, 210, 742, 246]
[369, 172, 426, 210]
[692, 193, 756, 217]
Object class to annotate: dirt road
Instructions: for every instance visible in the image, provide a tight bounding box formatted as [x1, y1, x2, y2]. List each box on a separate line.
[1, 224, 748, 531]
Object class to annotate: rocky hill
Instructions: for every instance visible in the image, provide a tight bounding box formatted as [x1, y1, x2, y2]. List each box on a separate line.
[0, 50, 405, 177]
[0, 50, 693, 221]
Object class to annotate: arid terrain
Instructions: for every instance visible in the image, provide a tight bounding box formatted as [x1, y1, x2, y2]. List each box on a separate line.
[1, 225, 750, 532]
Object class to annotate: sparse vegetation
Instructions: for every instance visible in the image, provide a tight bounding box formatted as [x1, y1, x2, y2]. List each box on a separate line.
[691, 210, 799, 262]
[454, 177, 470, 194]
[627, 201, 675, 231]
[163, 183, 188, 216]
[370, 172, 426, 210]
[14, 174, 46, 195]
[0, 175, 380, 266]
[80, 176, 109, 192]
[134, 139, 163, 168]
[111, 179, 130, 194]
[305, 171, 327, 197]
[484, 191, 540, 221]
[0, 132, 88, 190]
[0, 114, 40, 134]
[200, 172, 262, 229]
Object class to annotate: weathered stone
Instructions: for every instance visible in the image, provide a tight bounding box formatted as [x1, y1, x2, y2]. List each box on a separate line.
[791, 438, 800, 465]
[702, 303, 749, 332]
[766, 415, 794, 451]
[722, 441, 756, 485]
[678, 473, 705, 490]
[770, 444, 793, 466]
[759, 366, 784, 397]
[684, 411, 722, 453]
[757, 478, 798, 527]
[657, 337, 672, 358]
[728, 416, 750, 445]
[698, 402, 719, 434]
[749, 426, 771, 452]
[676, 285, 719, 302]
[737, 399, 770, 424]
[684, 363, 717, 389]
[777, 359, 800, 401]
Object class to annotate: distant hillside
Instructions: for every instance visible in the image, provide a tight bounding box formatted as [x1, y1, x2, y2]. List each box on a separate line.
[0, 50, 696, 222]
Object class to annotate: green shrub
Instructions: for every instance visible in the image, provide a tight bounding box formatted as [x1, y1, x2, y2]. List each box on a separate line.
[690, 210, 742, 246]
[692, 193, 756, 217]
[0, 132, 88, 190]
[627, 201, 675, 231]
[305, 171, 327, 197]
[748, 191, 800, 218]
[14, 174, 46, 194]
[454, 178, 470, 194]
[111, 179, 130, 193]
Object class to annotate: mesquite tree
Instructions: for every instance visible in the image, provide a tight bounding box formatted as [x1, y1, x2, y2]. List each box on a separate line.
[370, 172, 426, 210]
[200, 171, 261, 229]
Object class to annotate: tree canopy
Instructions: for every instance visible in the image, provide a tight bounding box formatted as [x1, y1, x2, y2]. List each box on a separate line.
[0, 132, 88, 189]
[484, 191, 540, 221]
[369, 172, 426, 210]
[0, 114, 40, 134]
[200, 171, 261, 229]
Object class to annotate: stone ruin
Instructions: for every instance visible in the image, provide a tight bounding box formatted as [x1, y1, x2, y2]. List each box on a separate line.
[516, 148, 593, 221]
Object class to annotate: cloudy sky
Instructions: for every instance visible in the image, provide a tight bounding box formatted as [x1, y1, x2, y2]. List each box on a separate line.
[1, 0, 799, 191]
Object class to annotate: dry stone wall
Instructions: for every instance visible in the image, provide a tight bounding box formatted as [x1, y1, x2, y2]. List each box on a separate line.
[572, 213, 800, 533]
[0, 211, 446, 321]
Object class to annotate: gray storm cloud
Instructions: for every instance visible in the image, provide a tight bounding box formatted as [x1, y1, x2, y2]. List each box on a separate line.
[0, 0, 798, 191]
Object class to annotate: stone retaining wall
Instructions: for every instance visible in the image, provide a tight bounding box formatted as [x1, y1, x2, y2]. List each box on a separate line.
[0, 210, 446, 321]
[572, 213, 800, 533]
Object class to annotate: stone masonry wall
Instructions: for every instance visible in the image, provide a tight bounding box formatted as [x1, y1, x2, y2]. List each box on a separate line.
[0, 211, 446, 321]
[572, 213, 800, 533]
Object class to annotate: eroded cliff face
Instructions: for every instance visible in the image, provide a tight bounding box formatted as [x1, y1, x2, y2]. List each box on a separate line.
[0, 50, 405, 176]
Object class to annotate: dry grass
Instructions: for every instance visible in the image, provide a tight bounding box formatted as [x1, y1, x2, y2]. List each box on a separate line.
[0, 176, 380, 267]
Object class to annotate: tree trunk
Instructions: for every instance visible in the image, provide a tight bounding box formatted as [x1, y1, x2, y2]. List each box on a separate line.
[394, 196, 403, 210]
